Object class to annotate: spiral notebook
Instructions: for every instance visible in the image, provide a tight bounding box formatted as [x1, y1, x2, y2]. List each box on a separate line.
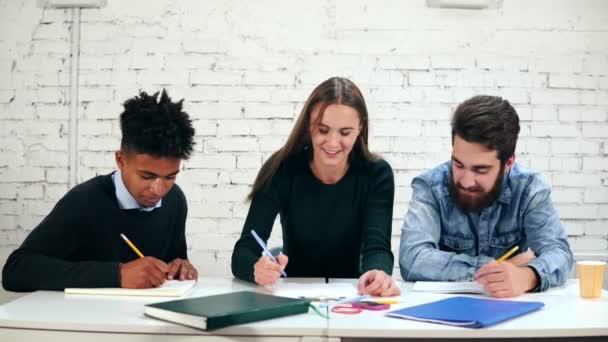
[386, 296, 544, 328]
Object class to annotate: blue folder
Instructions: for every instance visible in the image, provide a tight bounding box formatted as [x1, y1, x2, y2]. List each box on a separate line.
[386, 296, 544, 328]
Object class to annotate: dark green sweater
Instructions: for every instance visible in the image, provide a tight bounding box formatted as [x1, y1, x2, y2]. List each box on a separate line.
[2, 173, 188, 292]
[231, 153, 395, 282]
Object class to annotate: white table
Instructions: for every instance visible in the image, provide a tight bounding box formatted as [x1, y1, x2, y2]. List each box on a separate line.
[0, 277, 328, 342]
[327, 279, 608, 341]
[1, 278, 606, 342]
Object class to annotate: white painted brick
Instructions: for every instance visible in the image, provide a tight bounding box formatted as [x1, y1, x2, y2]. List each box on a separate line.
[78, 120, 113, 136]
[582, 221, 608, 236]
[553, 173, 602, 187]
[563, 221, 585, 236]
[369, 87, 424, 103]
[243, 103, 294, 119]
[0, 90, 15, 104]
[186, 154, 236, 169]
[600, 76, 608, 90]
[552, 188, 583, 203]
[180, 169, 219, 186]
[583, 157, 608, 171]
[556, 204, 598, 219]
[79, 55, 114, 70]
[189, 201, 232, 219]
[421, 122, 451, 138]
[582, 55, 608, 75]
[529, 157, 550, 171]
[45, 183, 69, 201]
[358, 70, 406, 87]
[476, 55, 529, 71]
[0, 167, 45, 183]
[559, 107, 607, 122]
[531, 56, 583, 73]
[80, 136, 120, 151]
[530, 89, 579, 105]
[81, 101, 123, 119]
[372, 120, 421, 137]
[184, 102, 242, 120]
[599, 205, 608, 219]
[205, 137, 258, 152]
[131, 38, 182, 54]
[187, 86, 272, 102]
[530, 124, 579, 138]
[34, 103, 69, 120]
[530, 106, 557, 121]
[571, 237, 608, 251]
[550, 140, 599, 155]
[79, 87, 113, 103]
[45, 168, 68, 184]
[190, 70, 242, 86]
[26, 150, 68, 167]
[237, 153, 262, 169]
[520, 138, 550, 154]
[584, 189, 608, 203]
[181, 36, 226, 54]
[138, 70, 189, 86]
[270, 120, 295, 135]
[243, 71, 295, 86]
[582, 124, 608, 138]
[18, 183, 44, 200]
[369, 137, 391, 153]
[17, 54, 67, 73]
[192, 119, 217, 136]
[258, 136, 285, 152]
[0, 184, 18, 200]
[79, 151, 115, 168]
[430, 55, 475, 70]
[580, 90, 608, 106]
[549, 74, 598, 90]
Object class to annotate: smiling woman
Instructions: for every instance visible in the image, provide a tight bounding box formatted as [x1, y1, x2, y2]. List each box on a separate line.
[231, 77, 400, 298]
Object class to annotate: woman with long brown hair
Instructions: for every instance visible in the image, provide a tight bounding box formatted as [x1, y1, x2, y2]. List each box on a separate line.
[231, 77, 399, 297]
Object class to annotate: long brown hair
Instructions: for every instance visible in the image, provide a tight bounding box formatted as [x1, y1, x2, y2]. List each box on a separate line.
[247, 77, 377, 200]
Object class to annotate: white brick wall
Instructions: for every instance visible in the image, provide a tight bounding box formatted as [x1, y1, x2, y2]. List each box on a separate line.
[0, 0, 607, 293]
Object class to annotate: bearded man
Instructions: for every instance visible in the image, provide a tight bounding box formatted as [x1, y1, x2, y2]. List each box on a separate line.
[399, 95, 573, 298]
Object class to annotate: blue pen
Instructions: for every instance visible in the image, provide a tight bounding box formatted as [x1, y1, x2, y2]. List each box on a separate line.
[250, 230, 287, 278]
[318, 294, 370, 309]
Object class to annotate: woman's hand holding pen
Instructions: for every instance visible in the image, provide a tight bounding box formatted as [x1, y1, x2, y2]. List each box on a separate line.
[357, 269, 401, 297]
[254, 253, 288, 286]
[120, 257, 168, 289]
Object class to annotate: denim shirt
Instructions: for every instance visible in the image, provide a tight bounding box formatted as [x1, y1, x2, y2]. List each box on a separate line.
[399, 161, 573, 292]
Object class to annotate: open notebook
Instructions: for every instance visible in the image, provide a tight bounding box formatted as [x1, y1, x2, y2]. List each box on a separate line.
[412, 281, 487, 295]
[65, 280, 196, 297]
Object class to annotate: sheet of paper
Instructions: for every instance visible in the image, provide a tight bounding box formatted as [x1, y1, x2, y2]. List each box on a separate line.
[271, 282, 359, 300]
[65, 280, 196, 297]
[412, 281, 486, 294]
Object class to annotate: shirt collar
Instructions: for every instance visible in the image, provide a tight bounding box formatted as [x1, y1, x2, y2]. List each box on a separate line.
[112, 170, 162, 212]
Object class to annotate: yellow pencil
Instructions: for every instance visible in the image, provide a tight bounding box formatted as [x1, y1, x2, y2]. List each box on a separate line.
[495, 246, 519, 263]
[120, 233, 145, 258]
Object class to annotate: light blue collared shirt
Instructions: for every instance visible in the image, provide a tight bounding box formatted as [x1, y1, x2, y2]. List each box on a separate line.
[399, 161, 574, 292]
[112, 170, 161, 212]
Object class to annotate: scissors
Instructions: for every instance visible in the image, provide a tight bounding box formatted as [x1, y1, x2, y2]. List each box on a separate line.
[330, 301, 391, 314]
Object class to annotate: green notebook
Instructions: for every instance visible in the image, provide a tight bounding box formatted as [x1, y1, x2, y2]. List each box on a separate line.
[144, 291, 311, 330]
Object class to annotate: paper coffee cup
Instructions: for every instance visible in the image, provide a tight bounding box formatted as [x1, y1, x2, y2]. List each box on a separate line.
[577, 260, 606, 299]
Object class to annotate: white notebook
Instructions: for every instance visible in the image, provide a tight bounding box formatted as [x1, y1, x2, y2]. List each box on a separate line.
[65, 280, 197, 297]
[412, 281, 487, 295]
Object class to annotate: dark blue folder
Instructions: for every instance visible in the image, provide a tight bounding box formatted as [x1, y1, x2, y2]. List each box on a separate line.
[386, 296, 544, 328]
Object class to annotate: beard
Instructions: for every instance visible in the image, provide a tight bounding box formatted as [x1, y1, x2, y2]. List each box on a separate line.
[450, 164, 504, 213]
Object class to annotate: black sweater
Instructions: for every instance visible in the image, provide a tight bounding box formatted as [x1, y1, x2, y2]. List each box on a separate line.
[2, 173, 188, 292]
[231, 153, 395, 282]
